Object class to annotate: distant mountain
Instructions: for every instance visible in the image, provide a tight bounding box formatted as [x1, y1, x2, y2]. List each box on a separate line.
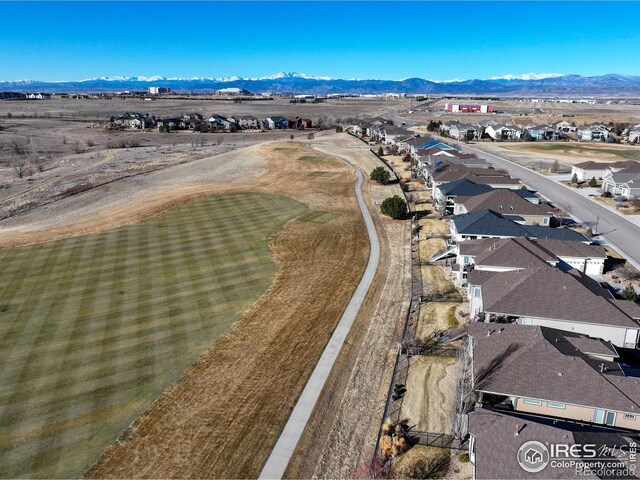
[2, 72, 640, 96]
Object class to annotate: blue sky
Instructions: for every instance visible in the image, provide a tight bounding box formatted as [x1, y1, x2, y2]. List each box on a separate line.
[1, 1, 639, 81]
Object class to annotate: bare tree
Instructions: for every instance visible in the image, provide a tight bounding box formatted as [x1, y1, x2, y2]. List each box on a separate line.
[551, 159, 560, 173]
[13, 159, 28, 179]
[73, 141, 85, 154]
[555, 202, 573, 226]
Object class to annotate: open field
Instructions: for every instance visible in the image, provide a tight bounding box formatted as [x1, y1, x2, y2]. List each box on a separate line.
[501, 142, 640, 161]
[0, 192, 305, 478]
[400, 356, 456, 433]
[84, 140, 370, 479]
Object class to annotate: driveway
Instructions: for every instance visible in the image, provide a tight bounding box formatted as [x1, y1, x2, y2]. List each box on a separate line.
[455, 142, 640, 269]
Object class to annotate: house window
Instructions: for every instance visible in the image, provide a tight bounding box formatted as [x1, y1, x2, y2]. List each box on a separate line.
[547, 402, 566, 409]
[523, 398, 542, 406]
[624, 414, 636, 420]
[474, 288, 481, 298]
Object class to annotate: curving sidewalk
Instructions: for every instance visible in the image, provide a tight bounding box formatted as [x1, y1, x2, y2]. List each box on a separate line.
[258, 154, 381, 480]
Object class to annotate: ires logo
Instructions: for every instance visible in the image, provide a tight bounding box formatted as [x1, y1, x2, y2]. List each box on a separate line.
[517, 441, 550, 473]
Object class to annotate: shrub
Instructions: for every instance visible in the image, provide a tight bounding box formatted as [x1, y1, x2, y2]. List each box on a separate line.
[381, 195, 407, 219]
[335, 125, 343, 133]
[620, 284, 637, 301]
[602, 191, 613, 198]
[571, 173, 578, 184]
[588, 177, 598, 188]
[377, 146, 384, 156]
[370, 166, 391, 185]
[458, 452, 470, 463]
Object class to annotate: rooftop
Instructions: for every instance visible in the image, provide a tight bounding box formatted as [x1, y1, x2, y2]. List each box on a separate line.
[468, 323, 640, 413]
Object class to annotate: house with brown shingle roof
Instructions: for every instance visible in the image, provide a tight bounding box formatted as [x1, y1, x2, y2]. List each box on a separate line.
[468, 408, 640, 479]
[454, 237, 605, 286]
[469, 323, 640, 432]
[453, 189, 555, 225]
[467, 266, 640, 348]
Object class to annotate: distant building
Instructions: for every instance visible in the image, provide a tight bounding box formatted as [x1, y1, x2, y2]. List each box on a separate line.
[148, 87, 171, 95]
[444, 103, 493, 113]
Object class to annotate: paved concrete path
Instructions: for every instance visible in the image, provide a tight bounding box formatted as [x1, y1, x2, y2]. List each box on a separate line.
[455, 142, 640, 270]
[258, 153, 381, 479]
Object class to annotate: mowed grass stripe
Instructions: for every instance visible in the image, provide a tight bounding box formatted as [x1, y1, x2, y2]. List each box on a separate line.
[0, 192, 306, 479]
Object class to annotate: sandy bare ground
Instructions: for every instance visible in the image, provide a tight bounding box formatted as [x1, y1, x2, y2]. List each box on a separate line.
[285, 133, 412, 479]
[81, 140, 370, 479]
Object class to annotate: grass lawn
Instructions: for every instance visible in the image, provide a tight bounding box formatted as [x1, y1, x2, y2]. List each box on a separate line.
[0, 192, 306, 478]
[415, 302, 460, 341]
[421, 266, 457, 296]
[401, 356, 456, 433]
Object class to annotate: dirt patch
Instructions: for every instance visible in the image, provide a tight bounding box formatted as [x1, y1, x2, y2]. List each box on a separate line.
[83, 141, 370, 479]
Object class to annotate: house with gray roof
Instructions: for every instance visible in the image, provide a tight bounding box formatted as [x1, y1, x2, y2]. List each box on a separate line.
[453, 189, 555, 225]
[525, 125, 560, 141]
[434, 179, 494, 213]
[467, 266, 640, 347]
[578, 124, 610, 142]
[450, 210, 590, 244]
[454, 237, 606, 285]
[448, 123, 480, 141]
[602, 162, 640, 197]
[468, 408, 640, 479]
[485, 124, 522, 141]
[468, 323, 640, 431]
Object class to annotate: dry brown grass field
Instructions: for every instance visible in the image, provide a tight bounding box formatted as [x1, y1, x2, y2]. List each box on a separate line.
[82, 140, 370, 478]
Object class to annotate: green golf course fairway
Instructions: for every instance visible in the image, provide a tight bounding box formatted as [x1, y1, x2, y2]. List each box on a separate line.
[0, 192, 306, 478]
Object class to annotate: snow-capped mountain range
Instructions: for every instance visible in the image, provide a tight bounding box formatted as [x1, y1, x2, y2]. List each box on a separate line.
[2, 72, 640, 96]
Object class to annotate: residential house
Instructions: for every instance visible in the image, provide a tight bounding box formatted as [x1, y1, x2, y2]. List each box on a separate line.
[181, 113, 204, 130]
[301, 118, 313, 129]
[450, 209, 590, 244]
[428, 163, 520, 195]
[454, 237, 606, 286]
[467, 266, 640, 347]
[468, 405, 640, 479]
[485, 124, 522, 141]
[629, 125, 640, 145]
[448, 123, 480, 141]
[602, 162, 640, 197]
[434, 179, 494, 213]
[26, 92, 51, 100]
[554, 120, 577, 133]
[570, 160, 627, 182]
[266, 116, 289, 130]
[112, 112, 155, 130]
[230, 115, 259, 130]
[526, 125, 560, 141]
[287, 116, 303, 130]
[208, 114, 236, 131]
[578, 124, 610, 142]
[452, 189, 555, 225]
[468, 322, 640, 429]
[156, 118, 183, 131]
